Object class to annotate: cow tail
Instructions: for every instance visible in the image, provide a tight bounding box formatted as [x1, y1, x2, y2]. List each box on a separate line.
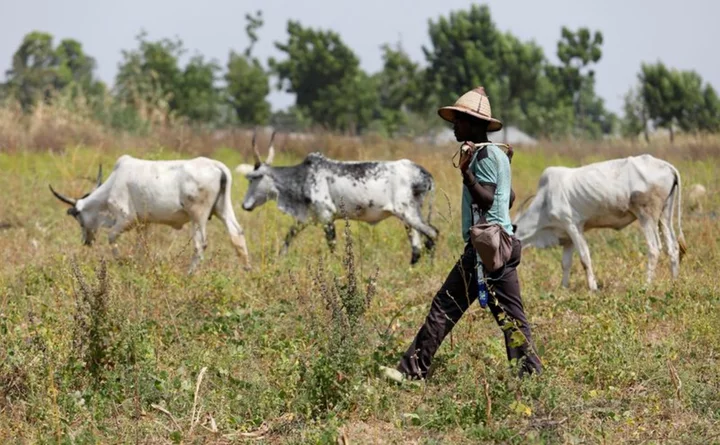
[208, 169, 227, 221]
[211, 162, 234, 222]
[671, 164, 687, 259]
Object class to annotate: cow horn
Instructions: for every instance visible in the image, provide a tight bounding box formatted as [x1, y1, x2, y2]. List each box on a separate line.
[49, 185, 76, 206]
[95, 164, 103, 189]
[266, 131, 276, 165]
[251, 128, 262, 165]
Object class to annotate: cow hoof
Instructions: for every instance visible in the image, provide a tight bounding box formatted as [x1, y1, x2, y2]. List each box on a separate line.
[424, 238, 436, 251]
[410, 252, 421, 265]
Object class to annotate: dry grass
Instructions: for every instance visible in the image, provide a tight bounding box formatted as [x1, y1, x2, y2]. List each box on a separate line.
[0, 108, 719, 443]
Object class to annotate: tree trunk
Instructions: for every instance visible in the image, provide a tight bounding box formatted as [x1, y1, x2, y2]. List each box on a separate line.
[669, 126, 674, 144]
[641, 111, 649, 143]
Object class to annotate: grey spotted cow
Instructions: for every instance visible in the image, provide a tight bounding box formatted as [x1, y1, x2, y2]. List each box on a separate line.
[236, 132, 438, 264]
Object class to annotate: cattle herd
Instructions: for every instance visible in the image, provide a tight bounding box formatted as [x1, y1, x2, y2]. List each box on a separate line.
[49, 131, 700, 289]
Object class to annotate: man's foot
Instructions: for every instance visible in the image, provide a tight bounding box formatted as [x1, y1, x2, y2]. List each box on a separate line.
[379, 366, 423, 387]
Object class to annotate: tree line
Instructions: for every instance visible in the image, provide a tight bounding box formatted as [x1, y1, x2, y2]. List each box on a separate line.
[2, 4, 718, 142]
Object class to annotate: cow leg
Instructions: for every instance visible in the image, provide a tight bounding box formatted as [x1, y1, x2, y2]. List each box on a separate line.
[413, 196, 436, 252]
[108, 219, 132, 259]
[324, 222, 337, 253]
[398, 207, 437, 265]
[188, 220, 208, 275]
[405, 225, 423, 265]
[638, 215, 662, 284]
[561, 242, 574, 288]
[660, 195, 680, 279]
[280, 222, 309, 255]
[223, 218, 251, 271]
[396, 209, 439, 247]
[566, 225, 597, 291]
[216, 207, 251, 270]
[133, 224, 149, 257]
[424, 234, 436, 252]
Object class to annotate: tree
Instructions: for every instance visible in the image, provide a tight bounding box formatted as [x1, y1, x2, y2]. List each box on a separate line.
[270, 20, 377, 133]
[3, 31, 103, 110]
[639, 62, 720, 139]
[243, 10, 263, 58]
[54, 38, 103, 96]
[114, 31, 184, 119]
[694, 85, 720, 133]
[621, 87, 649, 141]
[176, 55, 221, 123]
[4, 31, 57, 109]
[225, 52, 270, 125]
[422, 5, 555, 139]
[520, 68, 575, 140]
[495, 32, 545, 140]
[374, 43, 431, 136]
[115, 31, 224, 123]
[577, 77, 617, 138]
[423, 4, 502, 109]
[672, 69, 705, 134]
[224, 11, 271, 125]
[556, 27, 603, 135]
[639, 62, 687, 142]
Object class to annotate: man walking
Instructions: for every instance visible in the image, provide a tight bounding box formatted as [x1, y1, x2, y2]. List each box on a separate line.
[383, 86, 542, 381]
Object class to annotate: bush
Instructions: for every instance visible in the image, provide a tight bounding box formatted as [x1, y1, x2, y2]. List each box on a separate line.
[297, 216, 378, 419]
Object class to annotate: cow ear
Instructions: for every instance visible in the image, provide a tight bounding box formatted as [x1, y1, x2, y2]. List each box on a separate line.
[235, 164, 255, 176]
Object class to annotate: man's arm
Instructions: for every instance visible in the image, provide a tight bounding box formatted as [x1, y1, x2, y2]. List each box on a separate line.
[462, 170, 495, 212]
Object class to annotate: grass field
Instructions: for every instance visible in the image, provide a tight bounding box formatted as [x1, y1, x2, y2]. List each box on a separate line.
[0, 135, 719, 444]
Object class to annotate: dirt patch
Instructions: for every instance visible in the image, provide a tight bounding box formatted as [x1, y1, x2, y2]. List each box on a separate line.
[342, 420, 471, 444]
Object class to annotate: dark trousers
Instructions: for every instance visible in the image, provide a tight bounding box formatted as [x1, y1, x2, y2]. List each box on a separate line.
[397, 237, 542, 379]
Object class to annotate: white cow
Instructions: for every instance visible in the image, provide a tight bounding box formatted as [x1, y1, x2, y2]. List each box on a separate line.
[687, 183, 707, 213]
[513, 154, 686, 290]
[49, 155, 251, 273]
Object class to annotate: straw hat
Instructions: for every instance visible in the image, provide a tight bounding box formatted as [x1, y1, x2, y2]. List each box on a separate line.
[438, 86, 503, 132]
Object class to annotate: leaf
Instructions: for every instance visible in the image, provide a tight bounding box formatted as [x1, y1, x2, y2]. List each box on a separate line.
[510, 330, 526, 348]
[402, 412, 422, 426]
[170, 431, 183, 443]
[510, 401, 532, 417]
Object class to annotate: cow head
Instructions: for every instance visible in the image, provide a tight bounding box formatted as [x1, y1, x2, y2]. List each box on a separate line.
[511, 194, 538, 241]
[241, 130, 278, 211]
[49, 165, 105, 246]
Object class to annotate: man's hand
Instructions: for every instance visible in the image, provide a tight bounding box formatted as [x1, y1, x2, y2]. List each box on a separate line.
[458, 142, 475, 174]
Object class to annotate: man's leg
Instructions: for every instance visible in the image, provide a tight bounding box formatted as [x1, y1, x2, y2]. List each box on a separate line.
[487, 238, 542, 377]
[396, 244, 476, 379]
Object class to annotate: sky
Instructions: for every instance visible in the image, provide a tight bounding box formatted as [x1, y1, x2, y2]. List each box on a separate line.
[1, 0, 718, 115]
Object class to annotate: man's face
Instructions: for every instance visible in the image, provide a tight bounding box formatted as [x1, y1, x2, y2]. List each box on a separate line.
[453, 116, 473, 142]
[453, 113, 486, 141]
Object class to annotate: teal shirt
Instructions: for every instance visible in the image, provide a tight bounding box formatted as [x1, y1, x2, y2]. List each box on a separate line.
[461, 144, 514, 242]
